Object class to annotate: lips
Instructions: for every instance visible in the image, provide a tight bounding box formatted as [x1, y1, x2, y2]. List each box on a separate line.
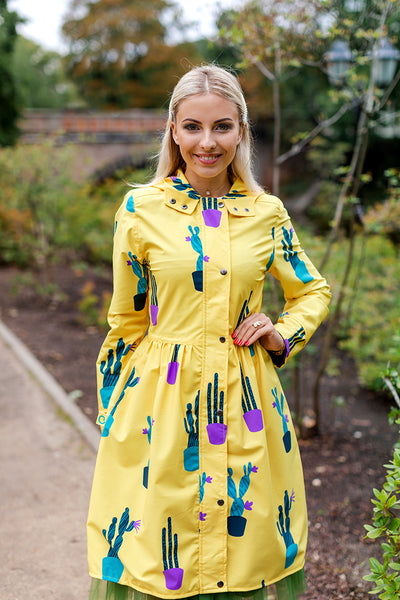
[195, 154, 221, 165]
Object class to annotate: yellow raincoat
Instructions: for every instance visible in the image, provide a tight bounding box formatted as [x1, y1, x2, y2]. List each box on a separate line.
[87, 171, 331, 598]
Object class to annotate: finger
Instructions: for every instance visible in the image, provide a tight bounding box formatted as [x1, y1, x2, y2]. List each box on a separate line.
[233, 315, 270, 345]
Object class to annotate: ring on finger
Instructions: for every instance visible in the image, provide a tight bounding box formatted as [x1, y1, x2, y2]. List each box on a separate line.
[253, 321, 263, 328]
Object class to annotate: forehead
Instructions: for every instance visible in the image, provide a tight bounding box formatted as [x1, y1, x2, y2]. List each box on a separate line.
[175, 93, 239, 121]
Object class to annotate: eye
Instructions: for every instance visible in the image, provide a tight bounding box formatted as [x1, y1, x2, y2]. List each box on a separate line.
[183, 123, 200, 131]
[215, 122, 233, 131]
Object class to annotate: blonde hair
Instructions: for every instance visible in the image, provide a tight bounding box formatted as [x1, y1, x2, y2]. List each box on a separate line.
[148, 64, 263, 193]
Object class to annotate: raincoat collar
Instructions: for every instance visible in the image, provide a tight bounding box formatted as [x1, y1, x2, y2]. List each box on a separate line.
[163, 170, 257, 217]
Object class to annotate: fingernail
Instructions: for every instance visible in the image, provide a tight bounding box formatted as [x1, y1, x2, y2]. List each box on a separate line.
[232, 332, 237, 338]
[245, 341, 250, 346]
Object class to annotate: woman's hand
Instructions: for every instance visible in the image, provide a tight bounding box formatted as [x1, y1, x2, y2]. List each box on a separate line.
[232, 313, 286, 353]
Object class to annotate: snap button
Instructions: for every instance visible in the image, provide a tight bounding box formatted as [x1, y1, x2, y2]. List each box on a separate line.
[216, 409, 223, 417]
[170, 198, 176, 204]
[217, 581, 224, 588]
[219, 336, 226, 343]
[220, 268, 227, 275]
[233, 207, 238, 211]
[217, 498, 224, 506]
[245, 208, 250, 212]
[218, 201, 224, 208]
[181, 204, 188, 209]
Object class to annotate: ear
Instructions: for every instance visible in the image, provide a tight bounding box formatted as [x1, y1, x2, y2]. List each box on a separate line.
[237, 124, 244, 146]
[170, 122, 179, 145]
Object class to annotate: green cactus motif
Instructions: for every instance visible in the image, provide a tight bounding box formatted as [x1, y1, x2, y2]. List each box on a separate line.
[161, 517, 184, 590]
[288, 327, 306, 353]
[240, 364, 264, 432]
[183, 392, 199, 472]
[206, 373, 227, 445]
[99, 338, 130, 410]
[266, 227, 275, 272]
[276, 489, 298, 568]
[102, 366, 140, 437]
[281, 226, 314, 284]
[142, 416, 154, 488]
[236, 291, 255, 357]
[272, 387, 291, 452]
[102, 507, 141, 582]
[227, 463, 258, 537]
[127, 251, 148, 310]
[186, 225, 209, 292]
[199, 472, 212, 521]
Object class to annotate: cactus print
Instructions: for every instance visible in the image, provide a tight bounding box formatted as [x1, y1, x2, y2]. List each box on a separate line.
[146, 260, 158, 326]
[127, 252, 148, 311]
[206, 373, 226, 445]
[185, 226, 209, 292]
[272, 387, 291, 453]
[265, 227, 275, 272]
[101, 366, 140, 437]
[199, 472, 212, 521]
[281, 226, 314, 284]
[202, 198, 222, 228]
[240, 363, 263, 432]
[167, 344, 181, 385]
[142, 416, 154, 488]
[126, 195, 135, 213]
[183, 392, 199, 472]
[236, 291, 255, 357]
[99, 338, 130, 410]
[227, 463, 258, 537]
[162, 517, 184, 590]
[276, 490, 298, 568]
[102, 507, 141, 582]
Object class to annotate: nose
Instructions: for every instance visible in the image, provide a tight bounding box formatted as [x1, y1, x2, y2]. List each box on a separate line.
[200, 128, 216, 150]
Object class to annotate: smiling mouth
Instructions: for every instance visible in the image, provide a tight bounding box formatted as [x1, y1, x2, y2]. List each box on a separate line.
[195, 154, 221, 164]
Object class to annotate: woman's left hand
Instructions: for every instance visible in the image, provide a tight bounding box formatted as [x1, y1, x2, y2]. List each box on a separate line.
[232, 313, 285, 352]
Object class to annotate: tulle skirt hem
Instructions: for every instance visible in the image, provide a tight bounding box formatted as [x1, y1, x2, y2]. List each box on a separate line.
[88, 569, 306, 600]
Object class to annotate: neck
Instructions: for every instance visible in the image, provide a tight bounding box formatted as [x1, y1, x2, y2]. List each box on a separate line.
[184, 172, 232, 198]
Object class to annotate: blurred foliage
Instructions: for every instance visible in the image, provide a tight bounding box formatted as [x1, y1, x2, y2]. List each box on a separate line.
[61, 0, 204, 109]
[12, 36, 82, 109]
[0, 0, 21, 145]
[364, 168, 400, 250]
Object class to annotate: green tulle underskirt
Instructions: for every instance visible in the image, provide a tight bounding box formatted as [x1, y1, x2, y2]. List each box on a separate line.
[89, 570, 306, 600]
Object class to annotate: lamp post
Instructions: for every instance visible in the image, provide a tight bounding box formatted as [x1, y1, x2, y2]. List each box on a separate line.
[324, 40, 354, 85]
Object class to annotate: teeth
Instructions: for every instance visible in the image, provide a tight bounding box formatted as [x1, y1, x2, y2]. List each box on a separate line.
[198, 155, 217, 161]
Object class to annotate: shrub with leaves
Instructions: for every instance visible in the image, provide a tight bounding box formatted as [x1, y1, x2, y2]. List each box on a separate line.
[364, 354, 400, 599]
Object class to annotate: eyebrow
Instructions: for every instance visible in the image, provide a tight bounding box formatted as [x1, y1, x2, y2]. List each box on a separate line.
[182, 118, 234, 123]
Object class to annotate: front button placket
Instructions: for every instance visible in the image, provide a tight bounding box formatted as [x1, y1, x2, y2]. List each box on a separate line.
[199, 198, 230, 592]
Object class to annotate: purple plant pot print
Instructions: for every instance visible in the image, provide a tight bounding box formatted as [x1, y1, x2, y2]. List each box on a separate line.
[150, 304, 158, 326]
[134, 292, 146, 311]
[192, 270, 203, 292]
[207, 422, 227, 445]
[283, 430, 292, 453]
[243, 409, 264, 432]
[202, 209, 221, 228]
[227, 515, 247, 537]
[163, 567, 184, 590]
[102, 557, 124, 583]
[100, 386, 113, 410]
[167, 362, 179, 385]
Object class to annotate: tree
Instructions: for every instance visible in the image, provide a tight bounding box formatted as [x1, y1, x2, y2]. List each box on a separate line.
[62, 0, 202, 109]
[0, 0, 21, 145]
[12, 36, 82, 109]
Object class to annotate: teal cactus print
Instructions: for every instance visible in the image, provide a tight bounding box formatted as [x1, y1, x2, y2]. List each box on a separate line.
[148, 263, 159, 326]
[102, 507, 141, 582]
[142, 416, 154, 488]
[240, 364, 263, 432]
[288, 327, 305, 353]
[162, 517, 184, 590]
[127, 251, 148, 310]
[126, 195, 135, 213]
[167, 344, 181, 385]
[276, 489, 298, 568]
[281, 226, 314, 283]
[227, 463, 258, 537]
[185, 226, 209, 292]
[102, 366, 140, 437]
[236, 291, 255, 357]
[170, 176, 200, 199]
[206, 373, 226, 445]
[183, 391, 199, 472]
[202, 198, 221, 228]
[265, 227, 275, 272]
[199, 472, 212, 521]
[99, 338, 130, 409]
[272, 387, 291, 453]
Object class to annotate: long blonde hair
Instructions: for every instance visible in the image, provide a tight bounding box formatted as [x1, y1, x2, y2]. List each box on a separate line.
[148, 65, 263, 193]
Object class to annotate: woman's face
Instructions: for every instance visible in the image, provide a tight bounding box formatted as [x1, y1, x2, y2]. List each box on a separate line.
[171, 93, 243, 192]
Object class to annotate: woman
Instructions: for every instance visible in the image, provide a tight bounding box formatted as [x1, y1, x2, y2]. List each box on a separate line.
[87, 65, 331, 600]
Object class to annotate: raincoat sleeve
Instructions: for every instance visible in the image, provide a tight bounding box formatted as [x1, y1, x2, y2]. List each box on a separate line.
[95, 192, 149, 427]
[267, 200, 331, 367]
